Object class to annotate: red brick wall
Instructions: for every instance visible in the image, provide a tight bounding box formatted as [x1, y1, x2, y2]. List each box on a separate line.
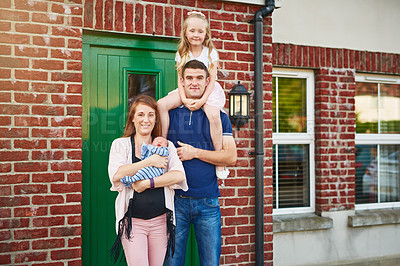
[272, 43, 400, 213]
[0, 0, 84, 264]
[1, 0, 273, 265]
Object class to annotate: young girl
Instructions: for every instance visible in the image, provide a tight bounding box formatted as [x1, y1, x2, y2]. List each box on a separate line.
[157, 11, 229, 179]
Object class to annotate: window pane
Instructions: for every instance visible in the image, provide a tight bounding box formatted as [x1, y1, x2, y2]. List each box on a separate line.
[380, 84, 400, 134]
[380, 145, 400, 202]
[355, 82, 378, 133]
[355, 145, 378, 204]
[273, 144, 310, 208]
[273, 77, 307, 133]
[128, 73, 156, 108]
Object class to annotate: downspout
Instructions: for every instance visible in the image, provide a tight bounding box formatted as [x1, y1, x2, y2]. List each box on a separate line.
[253, 0, 274, 265]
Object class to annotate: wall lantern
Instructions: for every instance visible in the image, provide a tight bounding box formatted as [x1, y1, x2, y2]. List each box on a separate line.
[228, 81, 250, 130]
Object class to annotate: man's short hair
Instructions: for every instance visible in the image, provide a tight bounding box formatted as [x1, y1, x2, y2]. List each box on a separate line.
[181, 60, 210, 79]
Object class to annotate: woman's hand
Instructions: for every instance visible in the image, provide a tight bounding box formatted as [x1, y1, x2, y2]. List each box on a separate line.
[132, 179, 150, 193]
[147, 154, 168, 168]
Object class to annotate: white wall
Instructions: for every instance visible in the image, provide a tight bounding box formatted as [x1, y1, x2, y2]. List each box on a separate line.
[272, 0, 400, 54]
[273, 211, 400, 265]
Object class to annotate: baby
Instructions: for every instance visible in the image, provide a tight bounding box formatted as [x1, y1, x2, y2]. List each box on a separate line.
[121, 136, 169, 188]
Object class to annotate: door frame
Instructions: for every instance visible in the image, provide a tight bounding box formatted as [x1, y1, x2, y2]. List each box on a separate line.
[81, 30, 178, 265]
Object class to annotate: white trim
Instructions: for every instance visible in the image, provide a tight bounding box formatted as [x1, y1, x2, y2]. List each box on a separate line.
[355, 73, 400, 209]
[272, 68, 315, 214]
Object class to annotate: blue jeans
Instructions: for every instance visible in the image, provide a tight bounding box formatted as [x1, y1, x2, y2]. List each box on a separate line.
[165, 195, 221, 266]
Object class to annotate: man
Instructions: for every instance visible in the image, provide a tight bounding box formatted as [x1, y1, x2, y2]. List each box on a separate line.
[165, 60, 237, 265]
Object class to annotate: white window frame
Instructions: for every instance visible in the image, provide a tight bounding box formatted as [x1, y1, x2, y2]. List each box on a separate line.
[272, 68, 315, 215]
[355, 73, 400, 210]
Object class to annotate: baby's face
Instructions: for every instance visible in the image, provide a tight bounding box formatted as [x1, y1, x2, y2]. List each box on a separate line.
[153, 137, 168, 147]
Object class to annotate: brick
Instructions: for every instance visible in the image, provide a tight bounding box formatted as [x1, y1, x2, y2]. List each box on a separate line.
[14, 92, 48, 103]
[32, 195, 64, 206]
[32, 105, 64, 116]
[32, 13, 64, 24]
[14, 206, 47, 217]
[0, 151, 29, 161]
[0, 196, 30, 207]
[67, 106, 82, 116]
[0, 139, 11, 149]
[32, 128, 64, 138]
[33, 216, 65, 227]
[15, 116, 48, 127]
[15, 0, 48, 11]
[51, 94, 82, 105]
[0, 45, 11, 55]
[0, 174, 29, 184]
[15, 162, 48, 172]
[0, 33, 29, 45]
[67, 172, 82, 182]
[84, 0, 93, 28]
[104, 0, 113, 30]
[32, 173, 64, 183]
[51, 183, 82, 194]
[14, 140, 47, 150]
[33, 238, 65, 250]
[15, 252, 47, 263]
[0, 254, 10, 264]
[66, 61, 82, 71]
[51, 72, 82, 82]
[15, 23, 48, 34]
[0, 56, 29, 68]
[51, 139, 82, 149]
[68, 39, 82, 49]
[0, 91, 11, 102]
[32, 82, 64, 93]
[0, 9, 29, 21]
[67, 150, 81, 160]
[67, 84, 82, 93]
[33, 59, 64, 70]
[114, 1, 123, 31]
[14, 228, 48, 240]
[154, 5, 163, 35]
[0, 104, 29, 115]
[0, 241, 29, 253]
[32, 36, 65, 47]
[0, 0, 11, 8]
[145, 5, 153, 34]
[51, 49, 82, 60]
[0, 164, 12, 173]
[66, 194, 81, 203]
[15, 46, 48, 57]
[68, 237, 81, 247]
[94, 0, 103, 29]
[14, 184, 48, 194]
[51, 117, 81, 127]
[32, 150, 64, 161]
[15, 70, 48, 81]
[52, 26, 82, 38]
[67, 215, 81, 225]
[50, 226, 81, 237]
[51, 248, 81, 260]
[0, 218, 29, 229]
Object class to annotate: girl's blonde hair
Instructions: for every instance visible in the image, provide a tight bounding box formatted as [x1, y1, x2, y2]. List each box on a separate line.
[176, 12, 217, 74]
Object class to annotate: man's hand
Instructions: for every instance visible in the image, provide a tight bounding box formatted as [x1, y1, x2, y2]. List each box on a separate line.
[177, 141, 198, 161]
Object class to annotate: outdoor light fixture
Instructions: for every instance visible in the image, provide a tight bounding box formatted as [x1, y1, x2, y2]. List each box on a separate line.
[228, 81, 250, 130]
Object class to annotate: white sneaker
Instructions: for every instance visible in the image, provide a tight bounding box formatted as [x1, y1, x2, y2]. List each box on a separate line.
[216, 168, 229, 179]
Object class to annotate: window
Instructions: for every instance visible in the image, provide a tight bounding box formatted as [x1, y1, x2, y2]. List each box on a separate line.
[355, 74, 400, 209]
[272, 69, 315, 214]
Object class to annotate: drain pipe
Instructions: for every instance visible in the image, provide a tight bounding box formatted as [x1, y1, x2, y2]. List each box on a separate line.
[253, 0, 274, 265]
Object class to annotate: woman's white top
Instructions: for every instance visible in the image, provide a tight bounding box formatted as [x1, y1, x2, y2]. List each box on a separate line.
[108, 137, 187, 234]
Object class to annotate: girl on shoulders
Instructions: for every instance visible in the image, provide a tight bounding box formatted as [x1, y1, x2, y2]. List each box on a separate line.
[158, 11, 228, 179]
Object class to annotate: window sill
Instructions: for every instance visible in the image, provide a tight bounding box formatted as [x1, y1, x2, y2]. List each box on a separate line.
[273, 213, 333, 233]
[348, 208, 400, 227]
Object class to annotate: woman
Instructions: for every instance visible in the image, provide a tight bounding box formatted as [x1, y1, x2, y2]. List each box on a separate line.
[108, 95, 187, 266]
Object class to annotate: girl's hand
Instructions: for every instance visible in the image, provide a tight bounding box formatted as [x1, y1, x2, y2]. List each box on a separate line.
[182, 98, 195, 108]
[187, 99, 206, 111]
[147, 154, 168, 168]
[132, 179, 150, 193]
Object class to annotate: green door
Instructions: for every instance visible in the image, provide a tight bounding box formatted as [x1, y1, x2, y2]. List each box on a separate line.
[82, 32, 200, 266]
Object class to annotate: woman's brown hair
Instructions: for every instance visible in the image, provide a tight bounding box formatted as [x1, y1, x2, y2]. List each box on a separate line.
[122, 95, 162, 138]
